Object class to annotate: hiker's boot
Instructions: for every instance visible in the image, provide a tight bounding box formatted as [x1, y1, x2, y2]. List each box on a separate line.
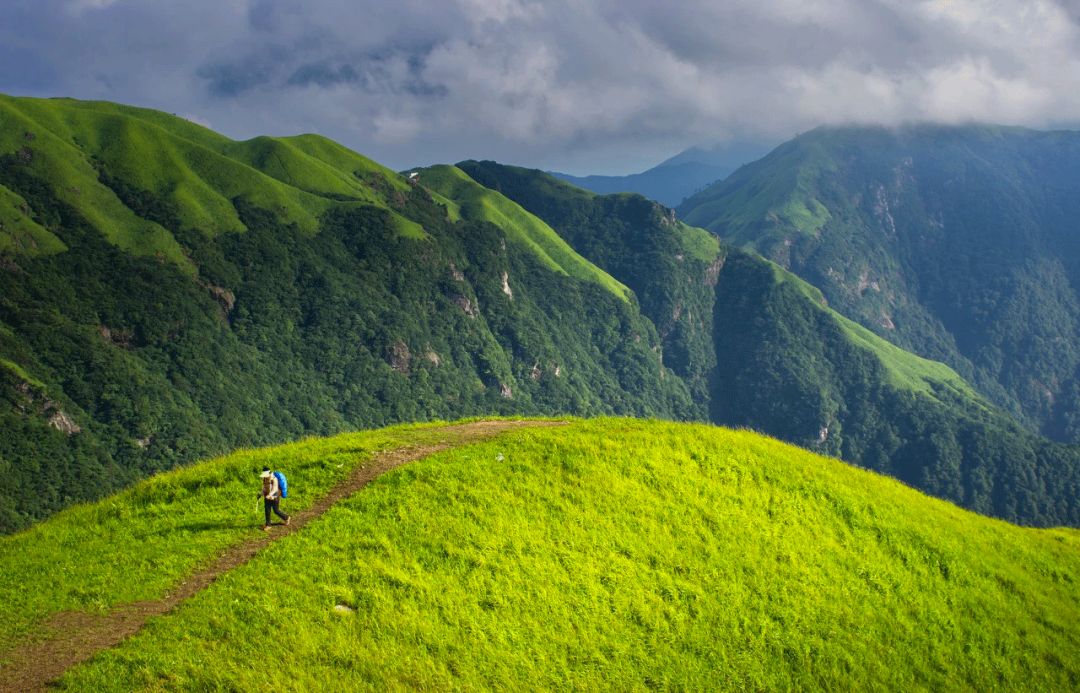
[262, 525, 271, 532]
[285, 516, 291, 526]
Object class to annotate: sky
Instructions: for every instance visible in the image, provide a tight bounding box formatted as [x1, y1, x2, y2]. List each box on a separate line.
[3, 0, 1080, 175]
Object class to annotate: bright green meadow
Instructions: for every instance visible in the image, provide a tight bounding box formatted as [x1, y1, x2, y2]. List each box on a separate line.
[0, 421, 494, 644]
[1, 418, 1072, 690]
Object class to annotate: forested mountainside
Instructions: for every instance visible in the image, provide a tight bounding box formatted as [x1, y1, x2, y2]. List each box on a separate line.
[680, 125, 1080, 445]
[0, 95, 690, 532]
[1, 95, 1078, 531]
[458, 160, 1080, 527]
[451, 161, 720, 412]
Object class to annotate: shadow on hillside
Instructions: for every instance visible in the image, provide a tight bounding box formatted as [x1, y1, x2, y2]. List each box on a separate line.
[172, 519, 255, 533]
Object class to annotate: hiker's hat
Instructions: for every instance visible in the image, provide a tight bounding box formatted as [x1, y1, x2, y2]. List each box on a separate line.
[260, 467, 272, 478]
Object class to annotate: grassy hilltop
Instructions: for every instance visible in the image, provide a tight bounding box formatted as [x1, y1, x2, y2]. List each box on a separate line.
[1, 419, 1076, 690]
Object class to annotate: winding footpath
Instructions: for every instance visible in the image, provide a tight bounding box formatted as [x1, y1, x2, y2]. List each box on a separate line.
[0, 419, 562, 692]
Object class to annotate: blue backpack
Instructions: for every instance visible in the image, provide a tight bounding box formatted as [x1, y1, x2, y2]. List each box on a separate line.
[273, 471, 288, 498]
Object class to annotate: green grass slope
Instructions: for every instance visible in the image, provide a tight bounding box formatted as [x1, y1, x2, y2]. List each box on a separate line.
[767, 260, 978, 401]
[0, 419, 1074, 690]
[0, 182, 64, 257]
[417, 165, 632, 301]
[0, 97, 196, 271]
[679, 133, 836, 245]
[0, 95, 427, 259]
[0, 421, 487, 644]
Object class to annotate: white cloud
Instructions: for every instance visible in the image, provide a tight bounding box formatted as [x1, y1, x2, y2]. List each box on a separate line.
[372, 110, 423, 144]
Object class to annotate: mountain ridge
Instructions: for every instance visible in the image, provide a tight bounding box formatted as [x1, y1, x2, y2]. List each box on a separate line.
[458, 159, 1080, 526]
[679, 123, 1080, 443]
[0, 94, 691, 532]
[2, 95, 1079, 531]
[551, 140, 772, 207]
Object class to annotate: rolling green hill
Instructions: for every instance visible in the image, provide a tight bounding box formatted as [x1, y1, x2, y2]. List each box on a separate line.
[679, 124, 1080, 444]
[1, 419, 1077, 690]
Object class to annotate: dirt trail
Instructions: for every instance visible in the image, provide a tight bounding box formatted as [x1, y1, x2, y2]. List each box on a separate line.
[0, 419, 562, 693]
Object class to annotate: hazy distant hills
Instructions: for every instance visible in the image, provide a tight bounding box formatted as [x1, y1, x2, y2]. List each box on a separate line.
[681, 124, 1080, 445]
[551, 141, 772, 206]
[1, 95, 1078, 531]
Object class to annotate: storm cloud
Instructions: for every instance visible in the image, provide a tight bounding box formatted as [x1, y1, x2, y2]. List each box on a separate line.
[3, 0, 1080, 172]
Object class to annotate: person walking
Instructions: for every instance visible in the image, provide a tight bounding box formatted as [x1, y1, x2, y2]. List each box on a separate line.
[260, 467, 290, 531]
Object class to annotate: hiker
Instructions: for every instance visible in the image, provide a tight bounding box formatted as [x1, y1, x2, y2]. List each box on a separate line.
[260, 467, 290, 531]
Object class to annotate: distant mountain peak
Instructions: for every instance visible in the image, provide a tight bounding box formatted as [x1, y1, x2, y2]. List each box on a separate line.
[550, 139, 775, 207]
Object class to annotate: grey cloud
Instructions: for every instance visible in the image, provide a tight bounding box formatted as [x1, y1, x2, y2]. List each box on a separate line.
[199, 61, 275, 98]
[286, 63, 359, 88]
[3, 0, 1080, 174]
[283, 53, 448, 96]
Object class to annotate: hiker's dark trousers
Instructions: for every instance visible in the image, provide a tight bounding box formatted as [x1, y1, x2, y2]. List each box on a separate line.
[264, 498, 289, 526]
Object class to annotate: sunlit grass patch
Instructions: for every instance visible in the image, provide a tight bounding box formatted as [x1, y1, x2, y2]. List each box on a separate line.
[52, 418, 1080, 691]
[0, 421, 465, 643]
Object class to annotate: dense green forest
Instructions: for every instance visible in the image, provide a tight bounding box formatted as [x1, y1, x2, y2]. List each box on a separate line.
[455, 160, 1080, 526]
[0, 96, 690, 532]
[2, 96, 1080, 531]
[680, 124, 1080, 444]
[458, 160, 720, 410]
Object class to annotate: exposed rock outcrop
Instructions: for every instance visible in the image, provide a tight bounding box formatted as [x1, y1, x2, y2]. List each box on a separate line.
[47, 409, 81, 435]
[99, 325, 134, 349]
[704, 255, 724, 287]
[199, 281, 236, 322]
[452, 295, 478, 318]
[388, 340, 411, 374]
